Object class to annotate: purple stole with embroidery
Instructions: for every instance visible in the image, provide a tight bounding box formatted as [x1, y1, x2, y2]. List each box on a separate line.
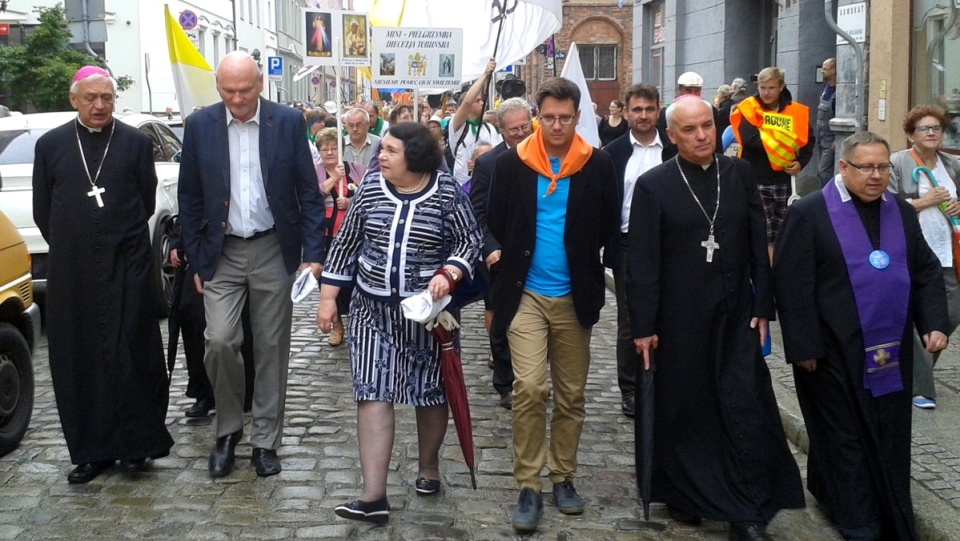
[823, 180, 909, 397]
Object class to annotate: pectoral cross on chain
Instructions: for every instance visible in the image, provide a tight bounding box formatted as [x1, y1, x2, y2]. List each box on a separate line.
[701, 234, 719, 262]
[87, 185, 105, 208]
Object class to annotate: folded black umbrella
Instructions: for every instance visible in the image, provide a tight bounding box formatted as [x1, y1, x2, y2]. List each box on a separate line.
[636, 350, 656, 521]
[166, 265, 186, 383]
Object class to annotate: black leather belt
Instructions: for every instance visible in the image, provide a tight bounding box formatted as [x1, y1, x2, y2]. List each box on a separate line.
[229, 227, 275, 241]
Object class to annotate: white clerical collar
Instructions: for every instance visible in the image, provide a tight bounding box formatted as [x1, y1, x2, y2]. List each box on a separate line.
[834, 175, 887, 202]
[225, 100, 261, 126]
[629, 129, 663, 149]
[77, 116, 110, 133]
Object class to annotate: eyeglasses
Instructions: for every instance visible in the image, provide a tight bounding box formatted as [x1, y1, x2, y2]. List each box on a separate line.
[80, 94, 115, 105]
[539, 115, 576, 126]
[319, 147, 338, 154]
[915, 125, 943, 134]
[845, 161, 892, 175]
[504, 123, 532, 136]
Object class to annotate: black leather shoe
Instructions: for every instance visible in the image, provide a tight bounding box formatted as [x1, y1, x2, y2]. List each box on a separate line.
[67, 461, 113, 484]
[185, 398, 215, 418]
[208, 429, 242, 478]
[668, 506, 702, 526]
[119, 458, 147, 475]
[729, 522, 772, 541]
[622, 394, 636, 418]
[252, 448, 281, 477]
[498, 393, 513, 410]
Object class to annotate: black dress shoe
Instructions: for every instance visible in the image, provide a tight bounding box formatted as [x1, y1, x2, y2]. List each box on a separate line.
[668, 506, 702, 526]
[119, 458, 147, 475]
[185, 398, 215, 418]
[728, 522, 772, 541]
[208, 429, 242, 478]
[252, 447, 281, 477]
[67, 461, 113, 484]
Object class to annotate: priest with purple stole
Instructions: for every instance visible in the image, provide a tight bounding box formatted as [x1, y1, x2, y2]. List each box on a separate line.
[33, 66, 174, 484]
[773, 131, 948, 540]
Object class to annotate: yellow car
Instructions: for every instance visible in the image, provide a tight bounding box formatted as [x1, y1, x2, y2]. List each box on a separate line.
[0, 209, 38, 456]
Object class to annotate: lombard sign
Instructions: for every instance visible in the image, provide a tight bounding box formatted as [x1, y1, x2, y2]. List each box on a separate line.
[836, 2, 867, 45]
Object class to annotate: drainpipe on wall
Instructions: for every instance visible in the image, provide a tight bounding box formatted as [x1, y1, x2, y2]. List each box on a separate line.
[823, 0, 864, 160]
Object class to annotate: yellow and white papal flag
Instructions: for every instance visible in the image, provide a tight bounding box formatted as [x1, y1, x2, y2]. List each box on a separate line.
[164, 5, 220, 118]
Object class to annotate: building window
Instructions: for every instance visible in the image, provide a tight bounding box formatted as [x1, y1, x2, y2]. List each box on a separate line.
[912, 3, 960, 150]
[197, 28, 206, 56]
[578, 45, 617, 81]
[239, 0, 245, 20]
[213, 32, 221, 66]
[256, 0, 262, 27]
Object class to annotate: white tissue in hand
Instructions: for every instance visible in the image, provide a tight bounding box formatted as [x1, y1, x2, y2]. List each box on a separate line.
[400, 291, 451, 323]
[291, 270, 318, 302]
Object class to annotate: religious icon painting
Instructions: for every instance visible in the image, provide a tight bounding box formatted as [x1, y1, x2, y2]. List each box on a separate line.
[306, 11, 333, 58]
[438, 54, 455, 78]
[342, 14, 368, 59]
[380, 53, 396, 76]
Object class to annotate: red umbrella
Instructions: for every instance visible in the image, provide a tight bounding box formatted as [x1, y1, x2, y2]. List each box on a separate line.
[428, 311, 477, 489]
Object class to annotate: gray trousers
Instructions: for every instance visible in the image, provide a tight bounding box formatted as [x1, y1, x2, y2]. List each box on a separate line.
[203, 234, 294, 449]
[913, 267, 960, 399]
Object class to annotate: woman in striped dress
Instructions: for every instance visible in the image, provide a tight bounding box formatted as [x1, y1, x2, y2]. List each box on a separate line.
[317, 122, 482, 524]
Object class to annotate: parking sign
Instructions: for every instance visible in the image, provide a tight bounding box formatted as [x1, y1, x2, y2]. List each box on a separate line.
[267, 56, 283, 82]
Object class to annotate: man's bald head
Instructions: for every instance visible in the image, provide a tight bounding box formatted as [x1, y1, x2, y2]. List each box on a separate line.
[665, 96, 716, 165]
[216, 51, 263, 122]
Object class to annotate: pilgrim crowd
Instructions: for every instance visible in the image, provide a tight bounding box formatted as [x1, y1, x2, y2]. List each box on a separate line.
[32, 52, 956, 541]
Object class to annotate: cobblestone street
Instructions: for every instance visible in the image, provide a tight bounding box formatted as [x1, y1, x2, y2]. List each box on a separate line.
[0, 290, 847, 539]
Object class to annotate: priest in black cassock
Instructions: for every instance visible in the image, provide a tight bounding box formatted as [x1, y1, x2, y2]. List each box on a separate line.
[32, 66, 174, 484]
[626, 96, 804, 541]
[773, 131, 948, 540]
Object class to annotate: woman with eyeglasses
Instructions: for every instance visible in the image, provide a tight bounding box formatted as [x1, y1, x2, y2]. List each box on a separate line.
[315, 127, 360, 346]
[889, 105, 960, 410]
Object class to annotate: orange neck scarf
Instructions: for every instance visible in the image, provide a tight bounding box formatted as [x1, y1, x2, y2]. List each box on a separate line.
[516, 127, 593, 196]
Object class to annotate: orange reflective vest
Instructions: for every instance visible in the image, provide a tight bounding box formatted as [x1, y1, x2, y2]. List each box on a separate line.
[731, 97, 809, 171]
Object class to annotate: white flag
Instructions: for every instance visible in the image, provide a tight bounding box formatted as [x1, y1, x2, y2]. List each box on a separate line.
[560, 42, 601, 148]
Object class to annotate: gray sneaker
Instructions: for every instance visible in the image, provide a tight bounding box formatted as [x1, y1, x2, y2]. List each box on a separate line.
[512, 488, 543, 533]
[552, 479, 584, 515]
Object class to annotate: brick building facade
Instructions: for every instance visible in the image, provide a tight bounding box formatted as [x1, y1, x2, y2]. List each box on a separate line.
[519, 1, 633, 112]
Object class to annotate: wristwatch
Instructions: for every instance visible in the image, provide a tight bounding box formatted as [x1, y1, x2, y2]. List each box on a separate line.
[446, 268, 460, 282]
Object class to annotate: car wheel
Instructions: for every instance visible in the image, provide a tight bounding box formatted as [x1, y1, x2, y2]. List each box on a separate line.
[154, 214, 176, 318]
[0, 322, 34, 457]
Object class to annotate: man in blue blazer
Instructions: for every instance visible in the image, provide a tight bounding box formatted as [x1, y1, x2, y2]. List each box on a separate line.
[602, 83, 676, 419]
[178, 51, 325, 479]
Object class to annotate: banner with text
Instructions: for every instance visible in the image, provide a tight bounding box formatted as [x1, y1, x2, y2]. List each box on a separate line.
[371, 27, 462, 89]
[302, 9, 370, 67]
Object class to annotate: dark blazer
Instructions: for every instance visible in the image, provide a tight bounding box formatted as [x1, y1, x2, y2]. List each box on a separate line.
[487, 147, 619, 334]
[177, 99, 326, 280]
[601, 127, 676, 269]
[469, 141, 509, 259]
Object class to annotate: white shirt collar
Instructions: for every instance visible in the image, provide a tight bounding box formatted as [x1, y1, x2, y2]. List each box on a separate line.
[835, 175, 887, 202]
[629, 129, 663, 149]
[77, 116, 110, 133]
[225, 100, 261, 126]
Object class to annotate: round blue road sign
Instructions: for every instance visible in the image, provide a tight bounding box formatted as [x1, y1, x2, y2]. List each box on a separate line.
[179, 10, 198, 31]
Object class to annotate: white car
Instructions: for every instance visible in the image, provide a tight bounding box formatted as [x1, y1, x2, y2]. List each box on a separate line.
[0, 112, 181, 317]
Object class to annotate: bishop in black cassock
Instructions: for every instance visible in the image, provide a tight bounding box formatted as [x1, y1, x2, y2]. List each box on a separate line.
[626, 97, 803, 540]
[32, 66, 173, 484]
[773, 132, 948, 540]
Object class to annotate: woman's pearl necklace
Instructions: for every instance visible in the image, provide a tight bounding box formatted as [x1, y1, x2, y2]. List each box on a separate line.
[396, 172, 429, 194]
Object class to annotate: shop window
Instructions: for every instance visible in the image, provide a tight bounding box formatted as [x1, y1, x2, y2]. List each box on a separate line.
[912, 3, 960, 149]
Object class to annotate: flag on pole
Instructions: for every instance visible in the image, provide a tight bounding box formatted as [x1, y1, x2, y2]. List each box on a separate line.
[164, 5, 220, 117]
[560, 42, 600, 148]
